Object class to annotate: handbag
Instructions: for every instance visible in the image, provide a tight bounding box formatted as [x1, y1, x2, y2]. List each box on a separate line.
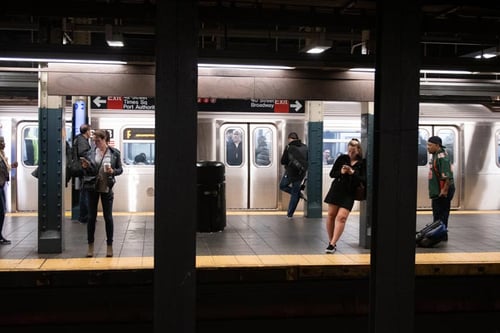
[107, 176, 116, 189]
[82, 175, 99, 191]
[354, 182, 366, 201]
[82, 151, 106, 191]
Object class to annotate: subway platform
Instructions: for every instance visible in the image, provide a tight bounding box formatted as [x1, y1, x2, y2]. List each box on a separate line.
[1, 211, 500, 333]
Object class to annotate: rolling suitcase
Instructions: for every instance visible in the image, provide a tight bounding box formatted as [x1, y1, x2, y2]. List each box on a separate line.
[416, 220, 447, 247]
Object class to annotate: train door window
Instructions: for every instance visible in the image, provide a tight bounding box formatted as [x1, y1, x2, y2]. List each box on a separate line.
[122, 128, 155, 165]
[417, 128, 430, 166]
[22, 126, 39, 166]
[436, 129, 455, 164]
[225, 127, 244, 166]
[21, 125, 72, 166]
[323, 130, 361, 165]
[497, 131, 500, 167]
[253, 127, 272, 166]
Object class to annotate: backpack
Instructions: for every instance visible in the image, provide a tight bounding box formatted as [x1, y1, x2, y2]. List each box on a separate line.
[416, 220, 447, 247]
[288, 144, 308, 176]
[68, 138, 84, 178]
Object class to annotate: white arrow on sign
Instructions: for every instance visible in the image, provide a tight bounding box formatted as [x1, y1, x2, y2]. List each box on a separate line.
[92, 96, 106, 108]
[291, 100, 303, 112]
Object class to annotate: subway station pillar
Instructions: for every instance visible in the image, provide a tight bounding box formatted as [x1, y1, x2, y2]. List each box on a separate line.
[359, 102, 374, 248]
[38, 65, 65, 253]
[304, 100, 323, 218]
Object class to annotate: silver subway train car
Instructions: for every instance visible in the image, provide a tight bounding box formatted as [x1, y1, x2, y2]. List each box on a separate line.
[2, 102, 500, 213]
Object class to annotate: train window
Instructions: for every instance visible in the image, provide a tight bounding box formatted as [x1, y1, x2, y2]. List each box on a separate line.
[497, 131, 500, 167]
[253, 127, 272, 166]
[417, 129, 429, 166]
[22, 127, 39, 166]
[225, 127, 244, 166]
[437, 129, 455, 164]
[122, 128, 155, 165]
[21, 125, 72, 166]
[323, 130, 361, 165]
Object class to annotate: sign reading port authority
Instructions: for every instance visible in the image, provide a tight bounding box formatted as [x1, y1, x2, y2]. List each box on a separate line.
[198, 98, 304, 113]
[91, 96, 155, 110]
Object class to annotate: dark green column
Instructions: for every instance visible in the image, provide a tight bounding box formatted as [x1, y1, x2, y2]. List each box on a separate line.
[37, 89, 65, 254]
[359, 102, 374, 249]
[304, 101, 323, 218]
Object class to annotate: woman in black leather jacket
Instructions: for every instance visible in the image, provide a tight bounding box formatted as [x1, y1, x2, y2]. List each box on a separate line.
[81, 129, 123, 257]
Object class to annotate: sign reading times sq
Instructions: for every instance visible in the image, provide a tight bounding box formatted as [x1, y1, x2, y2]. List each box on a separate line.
[91, 96, 155, 110]
[91, 96, 304, 113]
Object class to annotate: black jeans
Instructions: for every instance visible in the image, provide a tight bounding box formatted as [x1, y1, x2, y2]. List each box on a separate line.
[431, 185, 455, 228]
[0, 186, 5, 239]
[87, 190, 114, 245]
[279, 174, 302, 217]
[78, 188, 89, 223]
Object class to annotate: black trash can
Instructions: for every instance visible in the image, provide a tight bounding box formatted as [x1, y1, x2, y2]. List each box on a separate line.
[196, 161, 226, 232]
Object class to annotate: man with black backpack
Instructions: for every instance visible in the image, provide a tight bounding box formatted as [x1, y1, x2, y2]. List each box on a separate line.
[280, 132, 308, 219]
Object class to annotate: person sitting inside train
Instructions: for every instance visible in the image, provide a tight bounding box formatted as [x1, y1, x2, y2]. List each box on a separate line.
[255, 135, 270, 166]
[134, 152, 148, 165]
[226, 129, 243, 166]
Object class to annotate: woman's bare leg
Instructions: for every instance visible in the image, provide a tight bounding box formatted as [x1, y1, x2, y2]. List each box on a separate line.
[330, 207, 350, 246]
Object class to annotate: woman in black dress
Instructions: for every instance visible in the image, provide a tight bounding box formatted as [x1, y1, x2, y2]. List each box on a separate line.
[324, 138, 365, 253]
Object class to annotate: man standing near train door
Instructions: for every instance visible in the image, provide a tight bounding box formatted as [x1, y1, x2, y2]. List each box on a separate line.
[427, 135, 455, 239]
[0, 136, 18, 245]
[73, 124, 92, 224]
[280, 132, 308, 219]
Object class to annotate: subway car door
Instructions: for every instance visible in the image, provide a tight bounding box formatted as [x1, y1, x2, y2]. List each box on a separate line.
[16, 121, 73, 211]
[416, 125, 460, 210]
[220, 123, 278, 209]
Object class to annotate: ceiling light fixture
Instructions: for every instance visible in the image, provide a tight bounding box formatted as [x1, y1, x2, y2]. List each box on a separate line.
[474, 53, 497, 59]
[0, 57, 127, 65]
[301, 32, 331, 54]
[198, 63, 295, 70]
[105, 24, 125, 48]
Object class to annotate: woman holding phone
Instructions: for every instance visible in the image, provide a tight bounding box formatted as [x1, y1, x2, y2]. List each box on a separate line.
[81, 129, 123, 257]
[323, 138, 366, 254]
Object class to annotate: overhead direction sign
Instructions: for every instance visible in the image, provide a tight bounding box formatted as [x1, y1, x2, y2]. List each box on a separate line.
[198, 98, 305, 113]
[91, 96, 304, 113]
[91, 96, 155, 110]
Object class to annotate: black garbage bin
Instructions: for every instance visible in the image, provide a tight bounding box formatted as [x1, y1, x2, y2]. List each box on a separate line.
[196, 161, 226, 232]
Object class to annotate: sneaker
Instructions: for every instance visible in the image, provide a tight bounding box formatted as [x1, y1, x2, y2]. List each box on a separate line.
[325, 244, 336, 254]
[300, 191, 307, 201]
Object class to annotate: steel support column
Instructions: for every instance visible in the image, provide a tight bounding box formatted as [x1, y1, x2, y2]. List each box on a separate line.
[304, 100, 323, 218]
[38, 64, 65, 253]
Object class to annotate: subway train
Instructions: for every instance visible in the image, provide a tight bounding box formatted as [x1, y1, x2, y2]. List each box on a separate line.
[2, 101, 500, 213]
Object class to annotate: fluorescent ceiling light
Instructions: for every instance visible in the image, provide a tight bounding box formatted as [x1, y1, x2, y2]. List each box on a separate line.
[305, 46, 331, 54]
[301, 33, 331, 54]
[105, 24, 125, 48]
[420, 69, 472, 75]
[349, 68, 478, 75]
[198, 63, 295, 70]
[0, 57, 127, 64]
[349, 68, 375, 72]
[474, 53, 497, 59]
[106, 35, 124, 47]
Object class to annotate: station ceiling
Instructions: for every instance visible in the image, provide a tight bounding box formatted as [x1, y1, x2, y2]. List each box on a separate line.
[0, 1, 499, 70]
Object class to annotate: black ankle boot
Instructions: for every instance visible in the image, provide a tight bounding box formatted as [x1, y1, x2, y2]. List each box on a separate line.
[0, 238, 11, 245]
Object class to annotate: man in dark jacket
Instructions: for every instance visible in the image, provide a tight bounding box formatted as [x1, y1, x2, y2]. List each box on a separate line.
[280, 132, 308, 218]
[73, 124, 92, 223]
